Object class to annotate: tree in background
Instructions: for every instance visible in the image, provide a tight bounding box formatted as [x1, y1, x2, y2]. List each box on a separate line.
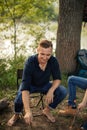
[0, 0, 57, 61]
[56, 0, 86, 74]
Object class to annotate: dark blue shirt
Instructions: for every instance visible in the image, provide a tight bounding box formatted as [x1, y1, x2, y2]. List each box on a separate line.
[21, 54, 61, 91]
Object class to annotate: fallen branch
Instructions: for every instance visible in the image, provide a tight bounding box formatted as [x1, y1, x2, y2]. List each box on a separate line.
[0, 98, 9, 111]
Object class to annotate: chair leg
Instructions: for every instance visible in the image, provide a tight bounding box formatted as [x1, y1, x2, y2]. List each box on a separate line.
[33, 94, 44, 117]
[36, 94, 44, 109]
[41, 95, 44, 109]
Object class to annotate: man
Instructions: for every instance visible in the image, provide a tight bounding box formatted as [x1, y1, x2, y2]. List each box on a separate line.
[7, 39, 67, 126]
[59, 75, 87, 116]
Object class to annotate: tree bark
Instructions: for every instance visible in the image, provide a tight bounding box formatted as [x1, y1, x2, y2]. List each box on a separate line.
[0, 98, 9, 111]
[56, 0, 85, 73]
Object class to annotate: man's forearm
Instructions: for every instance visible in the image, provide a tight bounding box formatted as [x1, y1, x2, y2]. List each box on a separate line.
[50, 79, 61, 92]
[22, 90, 31, 113]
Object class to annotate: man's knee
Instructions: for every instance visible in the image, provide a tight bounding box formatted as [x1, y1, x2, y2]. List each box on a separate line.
[61, 86, 67, 98]
[56, 85, 67, 97]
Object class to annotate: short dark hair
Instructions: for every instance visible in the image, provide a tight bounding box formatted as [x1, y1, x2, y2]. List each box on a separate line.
[39, 40, 53, 48]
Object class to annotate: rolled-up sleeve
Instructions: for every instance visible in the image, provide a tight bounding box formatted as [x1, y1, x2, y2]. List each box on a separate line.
[50, 57, 61, 80]
[21, 58, 33, 91]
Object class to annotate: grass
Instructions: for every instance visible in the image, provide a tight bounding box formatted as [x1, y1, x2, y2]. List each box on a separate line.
[0, 88, 17, 100]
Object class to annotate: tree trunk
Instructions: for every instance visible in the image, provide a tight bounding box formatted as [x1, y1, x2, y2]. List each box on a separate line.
[56, 0, 85, 74]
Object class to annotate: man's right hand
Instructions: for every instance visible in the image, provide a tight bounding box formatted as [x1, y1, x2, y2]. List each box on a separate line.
[24, 112, 33, 125]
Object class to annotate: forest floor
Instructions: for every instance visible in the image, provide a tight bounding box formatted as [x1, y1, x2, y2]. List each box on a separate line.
[0, 88, 87, 130]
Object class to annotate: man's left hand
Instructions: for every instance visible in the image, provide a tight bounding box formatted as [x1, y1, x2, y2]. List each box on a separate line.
[45, 89, 54, 105]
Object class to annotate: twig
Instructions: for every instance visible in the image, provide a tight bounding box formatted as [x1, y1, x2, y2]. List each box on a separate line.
[69, 109, 79, 129]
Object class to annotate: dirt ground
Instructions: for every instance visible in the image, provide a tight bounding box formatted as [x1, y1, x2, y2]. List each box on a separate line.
[0, 90, 87, 130]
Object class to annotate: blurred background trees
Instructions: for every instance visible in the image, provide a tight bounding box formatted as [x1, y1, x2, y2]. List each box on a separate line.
[0, 0, 58, 88]
[0, 0, 87, 88]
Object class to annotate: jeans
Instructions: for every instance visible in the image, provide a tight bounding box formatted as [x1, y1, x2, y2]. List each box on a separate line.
[14, 82, 67, 113]
[68, 75, 87, 107]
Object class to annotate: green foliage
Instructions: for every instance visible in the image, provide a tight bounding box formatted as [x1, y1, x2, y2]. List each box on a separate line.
[0, 88, 17, 100]
[0, 0, 57, 23]
[0, 59, 8, 87]
[61, 73, 68, 87]
[0, 55, 27, 89]
[8, 54, 26, 70]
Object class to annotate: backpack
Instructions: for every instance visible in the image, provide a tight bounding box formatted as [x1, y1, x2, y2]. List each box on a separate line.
[78, 69, 87, 78]
[77, 49, 87, 78]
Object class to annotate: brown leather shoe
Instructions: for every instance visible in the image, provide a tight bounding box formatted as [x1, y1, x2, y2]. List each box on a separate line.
[58, 106, 77, 116]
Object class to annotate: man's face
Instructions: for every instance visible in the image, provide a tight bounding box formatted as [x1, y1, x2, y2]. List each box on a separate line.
[37, 46, 52, 65]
